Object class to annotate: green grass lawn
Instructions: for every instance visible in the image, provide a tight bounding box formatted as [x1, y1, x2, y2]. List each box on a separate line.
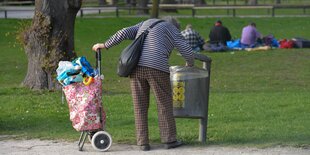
[0, 17, 310, 147]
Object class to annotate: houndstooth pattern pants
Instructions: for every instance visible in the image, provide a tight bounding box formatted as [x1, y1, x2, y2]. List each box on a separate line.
[130, 66, 177, 145]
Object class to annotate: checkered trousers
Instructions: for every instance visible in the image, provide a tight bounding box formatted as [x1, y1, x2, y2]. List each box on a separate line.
[130, 66, 177, 145]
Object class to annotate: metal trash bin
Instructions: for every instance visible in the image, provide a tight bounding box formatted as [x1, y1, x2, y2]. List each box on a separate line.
[170, 53, 211, 143]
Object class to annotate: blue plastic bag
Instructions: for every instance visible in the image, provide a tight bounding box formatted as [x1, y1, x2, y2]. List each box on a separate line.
[56, 61, 83, 86]
[73, 56, 95, 77]
[227, 39, 241, 49]
[56, 56, 97, 86]
[271, 39, 279, 47]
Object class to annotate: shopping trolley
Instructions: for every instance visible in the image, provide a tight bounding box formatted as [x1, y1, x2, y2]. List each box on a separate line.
[62, 50, 112, 152]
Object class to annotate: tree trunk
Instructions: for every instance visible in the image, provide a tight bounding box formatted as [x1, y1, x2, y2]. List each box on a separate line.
[137, 0, 149, 15]
[275, 0, 281, 4]
[22, 0, 82, 90]
[129, 0, 137, 7]
[151, 0, 159, 18]
[98, 0, 106, 6]
[111, 0, 118, 6]
[195, 0, 206, 6]
[248, 0, 257, 5]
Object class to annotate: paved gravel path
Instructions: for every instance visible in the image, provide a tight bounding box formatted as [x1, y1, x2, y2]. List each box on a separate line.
[1, 138, 309, 155]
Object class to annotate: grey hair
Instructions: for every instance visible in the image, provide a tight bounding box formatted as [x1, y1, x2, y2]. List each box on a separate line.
[161, 16, 180, 30]
[186, 24, 192, 29]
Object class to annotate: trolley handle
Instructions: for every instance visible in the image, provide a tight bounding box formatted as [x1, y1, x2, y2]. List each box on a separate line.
[96, 49, 102, 75]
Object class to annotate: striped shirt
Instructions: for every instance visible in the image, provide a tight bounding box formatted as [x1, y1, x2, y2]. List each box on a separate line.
[104, 19, 194, 73]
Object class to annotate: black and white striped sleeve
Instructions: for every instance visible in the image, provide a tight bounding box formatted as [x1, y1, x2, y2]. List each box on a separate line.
[166, 24, 195, 67]
[104, 22, 143, 49]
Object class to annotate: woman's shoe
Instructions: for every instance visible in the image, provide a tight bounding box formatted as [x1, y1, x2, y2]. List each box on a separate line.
[164, 140, 183, 149]
[140, 144, 150, 151]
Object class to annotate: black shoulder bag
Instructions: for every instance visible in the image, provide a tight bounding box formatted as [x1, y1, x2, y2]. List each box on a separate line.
[117, 20, 164, 77]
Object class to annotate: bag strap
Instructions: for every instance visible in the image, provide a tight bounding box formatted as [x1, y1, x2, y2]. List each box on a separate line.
[143, 20, 164, 34]
[135, 20, 164, 38]
[148, 20, 164, 29]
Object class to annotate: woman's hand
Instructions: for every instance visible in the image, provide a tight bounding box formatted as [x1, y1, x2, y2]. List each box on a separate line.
[185, 62, 194, 67]
[92, 43, 106, 52]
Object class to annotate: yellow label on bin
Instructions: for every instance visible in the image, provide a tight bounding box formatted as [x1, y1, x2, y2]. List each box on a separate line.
[172, 81, 185, 108]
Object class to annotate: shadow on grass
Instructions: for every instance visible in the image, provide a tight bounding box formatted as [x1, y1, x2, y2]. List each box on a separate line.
[104, 90, 131, 96]
[0, 87, 63, 96]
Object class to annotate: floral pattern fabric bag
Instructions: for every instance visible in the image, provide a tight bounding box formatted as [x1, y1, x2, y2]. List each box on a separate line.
[63, 76, 105, 132]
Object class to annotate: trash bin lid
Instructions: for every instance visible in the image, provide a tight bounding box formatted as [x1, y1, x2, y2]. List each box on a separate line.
[170, 66, 209, 81]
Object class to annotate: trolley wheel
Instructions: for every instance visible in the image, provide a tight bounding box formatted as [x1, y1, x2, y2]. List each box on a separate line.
[91, 131, 112, 152]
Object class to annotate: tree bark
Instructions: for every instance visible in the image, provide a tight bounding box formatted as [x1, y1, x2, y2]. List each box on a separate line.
[137, 0, 149, 15]
[98, 0, 106, 6]
[22, 0, 82, 90]
[151, 0, 159, 18]
[111, 0, 118, 6]
[128, 0, 137, 7]
[248, 0, 257, 5]
[195, 0, 206, 6]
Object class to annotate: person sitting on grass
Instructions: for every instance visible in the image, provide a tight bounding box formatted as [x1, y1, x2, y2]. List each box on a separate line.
[181, 24, 205, 53]
[208, 20, 232, 45]
[204, 20, 232, 52]
[241, 22, 263, 48]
